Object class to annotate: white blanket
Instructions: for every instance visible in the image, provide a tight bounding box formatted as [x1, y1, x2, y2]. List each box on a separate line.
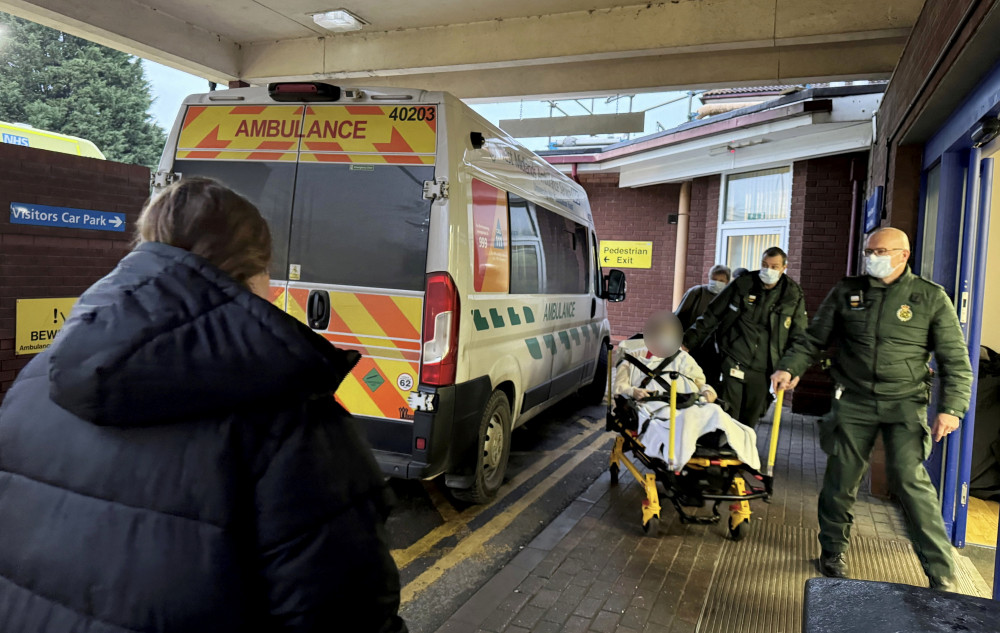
[635, 401, 761, 471]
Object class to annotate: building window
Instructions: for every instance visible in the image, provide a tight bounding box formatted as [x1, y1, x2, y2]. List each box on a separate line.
[717, 166, 791, 270]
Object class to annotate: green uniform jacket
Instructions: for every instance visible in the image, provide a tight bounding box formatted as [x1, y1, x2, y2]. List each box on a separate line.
[684, 272, 809, 373]
[778, 267, 973, 416]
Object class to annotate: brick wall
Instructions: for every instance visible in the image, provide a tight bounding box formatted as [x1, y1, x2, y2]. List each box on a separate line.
[0, 144, 150, 402]
[582, 159, 861, 361]
[685, 176, 722, 289]
[791, 153, 868, 414]
[581, 173, 681, 341]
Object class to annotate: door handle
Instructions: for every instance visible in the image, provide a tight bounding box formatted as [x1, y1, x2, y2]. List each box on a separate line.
[307, 290, 331, 330]
[591, 298, 597, 319]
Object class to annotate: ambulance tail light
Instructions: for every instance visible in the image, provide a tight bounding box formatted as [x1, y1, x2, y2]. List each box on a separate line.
[421, 272, 460, 387]
[267, 82, 341, 102]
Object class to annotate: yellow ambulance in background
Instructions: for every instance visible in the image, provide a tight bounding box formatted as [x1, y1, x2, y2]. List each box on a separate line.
[154, 82, 627, 502]
[0, 121, 105, 159]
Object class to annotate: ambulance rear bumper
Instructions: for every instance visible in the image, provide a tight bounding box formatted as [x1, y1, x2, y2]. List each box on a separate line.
[367, 375, 493, 481]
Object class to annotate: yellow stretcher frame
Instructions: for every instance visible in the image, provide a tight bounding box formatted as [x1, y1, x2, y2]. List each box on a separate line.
[605, 348, 782, 538]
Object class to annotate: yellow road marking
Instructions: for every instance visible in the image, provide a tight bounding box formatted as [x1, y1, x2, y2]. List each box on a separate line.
[391, 419, 602, 570]
[400, 431, 611, 605]
[422, 481, 460, 522]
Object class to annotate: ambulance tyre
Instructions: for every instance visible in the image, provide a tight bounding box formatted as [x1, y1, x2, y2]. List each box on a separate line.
[580, 340, 610, 406]
[452, 391, 512, 504]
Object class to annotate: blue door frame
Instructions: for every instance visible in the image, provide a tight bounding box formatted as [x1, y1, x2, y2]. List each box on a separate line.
[919, 56, 1000, 599]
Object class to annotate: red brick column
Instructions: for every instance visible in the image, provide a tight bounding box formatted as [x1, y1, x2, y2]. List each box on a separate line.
[788, 153, 867, 415]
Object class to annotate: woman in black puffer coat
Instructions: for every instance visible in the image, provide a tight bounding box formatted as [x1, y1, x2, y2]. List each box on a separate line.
[0, 178, 407, 633]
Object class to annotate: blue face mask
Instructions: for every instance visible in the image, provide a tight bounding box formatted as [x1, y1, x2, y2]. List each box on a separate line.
[759, 268, 782, 285]
[707, 279, 726, 294]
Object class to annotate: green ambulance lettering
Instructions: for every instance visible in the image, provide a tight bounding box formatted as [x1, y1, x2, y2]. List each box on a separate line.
[543, 301, 576, 321]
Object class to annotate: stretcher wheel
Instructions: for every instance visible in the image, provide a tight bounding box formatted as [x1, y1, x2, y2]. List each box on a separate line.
[609, 463, 620, 485]
[642, 515, 660, 535]
[728, 517, 749, 541]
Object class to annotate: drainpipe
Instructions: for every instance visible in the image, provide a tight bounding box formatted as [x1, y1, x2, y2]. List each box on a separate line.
[672, 181, 692, 309]
[571, 162, 580, 183]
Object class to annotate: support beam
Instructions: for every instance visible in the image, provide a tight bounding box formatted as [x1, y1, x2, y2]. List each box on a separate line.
[325, 40, 904, 101]
[0, 0, 922, 98]
[241, 0, 917, 82]
[0, 0, 240, 82]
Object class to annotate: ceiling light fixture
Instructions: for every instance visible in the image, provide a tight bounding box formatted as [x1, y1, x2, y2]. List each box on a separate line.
[312, 9, 365, 32]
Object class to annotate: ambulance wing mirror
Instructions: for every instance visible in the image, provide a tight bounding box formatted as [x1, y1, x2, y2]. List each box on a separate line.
[604, 269, 627, 303]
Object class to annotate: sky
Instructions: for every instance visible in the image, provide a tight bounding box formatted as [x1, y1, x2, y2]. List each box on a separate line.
[142, 60, 698, 150]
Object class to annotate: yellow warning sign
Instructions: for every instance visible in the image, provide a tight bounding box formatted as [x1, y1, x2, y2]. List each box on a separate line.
[600, 240, 653, 269]
[15, 298, 78, 356]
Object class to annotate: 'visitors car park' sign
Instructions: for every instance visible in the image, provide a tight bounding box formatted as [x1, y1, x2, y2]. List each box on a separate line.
[10, 202, 126, 232]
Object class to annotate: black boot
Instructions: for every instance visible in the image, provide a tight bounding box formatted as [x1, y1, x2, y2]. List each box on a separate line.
[819, 550, 849, 578]
[929, 576, 958, 593]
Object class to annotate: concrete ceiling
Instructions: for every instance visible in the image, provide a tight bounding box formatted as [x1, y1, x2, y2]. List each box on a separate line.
[0, 0, 925, 100]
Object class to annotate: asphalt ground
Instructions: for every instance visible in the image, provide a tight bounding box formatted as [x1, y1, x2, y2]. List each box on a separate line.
[386, 398, 615, 633]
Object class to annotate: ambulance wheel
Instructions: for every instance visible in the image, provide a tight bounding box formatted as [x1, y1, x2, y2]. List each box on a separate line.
[580, 340, 610, 405]
[642, 515, 660, 536]
[728, 517, 749, 541]
[452, 391, 512, 504]
[609, 463, 620, 485]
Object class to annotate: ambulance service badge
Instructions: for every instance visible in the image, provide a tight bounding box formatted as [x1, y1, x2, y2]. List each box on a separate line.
[897, 304, 913, 322]
[784, 316, 792, 329]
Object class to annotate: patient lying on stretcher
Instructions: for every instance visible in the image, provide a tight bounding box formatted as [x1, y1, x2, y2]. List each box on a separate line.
[612, 311, 761, 471]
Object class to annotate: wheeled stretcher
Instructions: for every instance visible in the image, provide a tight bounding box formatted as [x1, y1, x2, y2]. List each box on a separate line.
[605, 347, 783, 539]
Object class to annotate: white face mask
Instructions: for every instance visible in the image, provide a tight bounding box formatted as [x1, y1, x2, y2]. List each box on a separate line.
[759, 268, 782, 285]
[866, 254, 900, 280]
[707, 279, 726, 294]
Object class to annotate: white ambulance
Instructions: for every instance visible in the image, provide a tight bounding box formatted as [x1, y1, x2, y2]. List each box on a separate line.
[154, 82, 627, 502]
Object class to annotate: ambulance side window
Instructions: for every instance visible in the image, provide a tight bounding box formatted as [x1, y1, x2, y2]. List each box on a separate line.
[508, 194, 589, 295]
[509, 195, 542, 294]
[535, 204, 588, 295]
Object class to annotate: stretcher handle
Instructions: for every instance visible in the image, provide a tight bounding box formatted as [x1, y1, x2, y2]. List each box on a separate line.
[766, 389, 785, 477]
[668, 377, 678, 470]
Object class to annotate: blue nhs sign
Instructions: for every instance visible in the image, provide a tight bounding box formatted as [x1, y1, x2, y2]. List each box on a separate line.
[2, 133, 30, 147]
[10, 202, 126, 232]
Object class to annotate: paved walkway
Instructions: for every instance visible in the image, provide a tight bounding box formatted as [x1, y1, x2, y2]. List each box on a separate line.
[434, 411, 992, 633]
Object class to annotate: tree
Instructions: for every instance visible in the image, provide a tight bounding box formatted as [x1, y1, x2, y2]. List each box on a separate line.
[0, 12, 166, 167]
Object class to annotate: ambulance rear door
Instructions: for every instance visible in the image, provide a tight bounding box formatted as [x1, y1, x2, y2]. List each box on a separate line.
[169, 103, 304, 311]
[284, 103, 438, 454]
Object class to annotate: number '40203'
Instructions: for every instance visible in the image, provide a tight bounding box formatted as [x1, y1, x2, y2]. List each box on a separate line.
[388, 106, 435, 122]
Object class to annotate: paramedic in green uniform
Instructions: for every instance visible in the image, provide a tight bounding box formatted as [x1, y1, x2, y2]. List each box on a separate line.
[683, 247, 808, 428]
[772, 227, 972, 590]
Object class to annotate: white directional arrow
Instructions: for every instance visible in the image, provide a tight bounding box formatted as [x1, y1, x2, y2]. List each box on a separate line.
[109, 216, 124, 228]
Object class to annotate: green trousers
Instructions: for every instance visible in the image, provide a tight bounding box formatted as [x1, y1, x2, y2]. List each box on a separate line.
[817, 395, 956, 581]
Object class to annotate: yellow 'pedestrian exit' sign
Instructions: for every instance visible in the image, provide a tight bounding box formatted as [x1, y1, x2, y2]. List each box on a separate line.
[15, 297, 78, 356]
[599, 240, 653, 269]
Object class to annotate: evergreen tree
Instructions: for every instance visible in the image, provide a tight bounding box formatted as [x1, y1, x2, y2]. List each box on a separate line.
[0, 12, 167, 167]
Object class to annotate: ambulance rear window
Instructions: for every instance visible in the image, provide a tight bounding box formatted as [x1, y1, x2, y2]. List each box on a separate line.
[173, 160, 295, 281]
[289, 164, 434, 291]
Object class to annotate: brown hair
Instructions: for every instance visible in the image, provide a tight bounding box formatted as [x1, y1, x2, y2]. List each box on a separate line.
[137, 178, 272, 285]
